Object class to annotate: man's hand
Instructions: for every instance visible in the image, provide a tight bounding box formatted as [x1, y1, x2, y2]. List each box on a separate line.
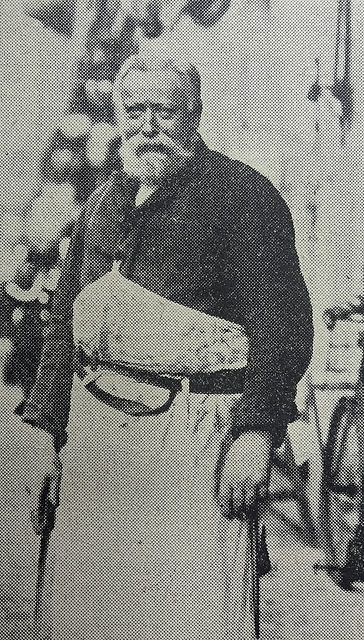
[218, 430, 272, 520]
[24, 427, 62, 535]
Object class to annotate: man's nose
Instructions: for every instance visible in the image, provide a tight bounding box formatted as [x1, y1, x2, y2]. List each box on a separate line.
[141, 108, 158, 137]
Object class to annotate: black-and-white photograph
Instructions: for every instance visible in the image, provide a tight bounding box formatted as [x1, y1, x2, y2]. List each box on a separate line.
[1, 1, 364, 639]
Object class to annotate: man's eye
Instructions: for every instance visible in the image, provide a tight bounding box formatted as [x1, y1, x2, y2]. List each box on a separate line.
[157, 108, 176, 119]
[125, 106, 144, 119]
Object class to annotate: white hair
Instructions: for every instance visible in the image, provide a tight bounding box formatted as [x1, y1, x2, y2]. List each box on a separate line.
[112, 53, 202, 115]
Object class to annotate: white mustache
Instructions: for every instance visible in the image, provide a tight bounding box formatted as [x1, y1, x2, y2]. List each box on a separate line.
[136, 142, 173, 156]
[123, 133, 194, 159]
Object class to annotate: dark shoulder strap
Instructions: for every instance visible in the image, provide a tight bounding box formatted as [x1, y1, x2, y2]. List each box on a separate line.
[84, 174, 117, 226]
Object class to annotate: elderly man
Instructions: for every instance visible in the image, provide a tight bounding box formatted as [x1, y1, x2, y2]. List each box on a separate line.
[23, 54, 313, 639]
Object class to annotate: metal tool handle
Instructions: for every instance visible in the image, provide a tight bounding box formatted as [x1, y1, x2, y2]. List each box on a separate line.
[248, 502, 260, 639]
[227, 494, 261, 640]
[34, 496, 57, 629]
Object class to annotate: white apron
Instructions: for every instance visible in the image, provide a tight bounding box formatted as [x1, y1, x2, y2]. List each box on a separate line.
[36, 269, 256, 640]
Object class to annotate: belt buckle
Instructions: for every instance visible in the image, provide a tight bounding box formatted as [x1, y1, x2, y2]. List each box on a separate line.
[73, 345, 99, 378]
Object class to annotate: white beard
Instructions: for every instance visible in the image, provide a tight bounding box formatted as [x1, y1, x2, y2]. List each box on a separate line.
[119, 132, 196, 185]
[121, 148, 174, 183]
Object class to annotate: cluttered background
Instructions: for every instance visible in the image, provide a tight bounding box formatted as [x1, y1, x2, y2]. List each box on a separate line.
[1, 1, 364, 638]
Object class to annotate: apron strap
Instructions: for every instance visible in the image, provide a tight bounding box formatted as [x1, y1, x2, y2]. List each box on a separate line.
[74, 345, 183, 416]
[73, 346, 247, 416]
[84, 378, 180, 417]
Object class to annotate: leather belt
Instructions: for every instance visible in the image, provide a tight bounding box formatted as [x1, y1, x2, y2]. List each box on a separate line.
[73, 346, 246, 415]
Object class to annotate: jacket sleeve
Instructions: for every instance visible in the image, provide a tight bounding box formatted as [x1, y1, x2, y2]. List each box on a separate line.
[224, 177, 313, 447]
[21, 212, 86, 451]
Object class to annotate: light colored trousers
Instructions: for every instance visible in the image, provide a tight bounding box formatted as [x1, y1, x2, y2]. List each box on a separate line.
[36, 378, 252, 640]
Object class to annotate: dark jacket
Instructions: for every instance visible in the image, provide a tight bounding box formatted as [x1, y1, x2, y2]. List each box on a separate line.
[22, 140, 313, 450]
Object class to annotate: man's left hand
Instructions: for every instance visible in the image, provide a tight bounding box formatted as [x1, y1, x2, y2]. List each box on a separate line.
[218, 430, 273, 519]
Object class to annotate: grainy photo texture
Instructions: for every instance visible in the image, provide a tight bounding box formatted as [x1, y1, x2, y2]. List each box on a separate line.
[0, 1, 364, 639]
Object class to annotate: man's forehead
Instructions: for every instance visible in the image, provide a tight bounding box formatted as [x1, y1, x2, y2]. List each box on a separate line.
[120, 69, 187, 104]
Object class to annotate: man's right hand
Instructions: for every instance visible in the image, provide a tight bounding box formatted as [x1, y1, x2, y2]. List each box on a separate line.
[24, 427, 62, 536]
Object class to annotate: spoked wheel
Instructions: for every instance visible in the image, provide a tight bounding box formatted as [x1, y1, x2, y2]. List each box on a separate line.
[317, 396, 364, 588]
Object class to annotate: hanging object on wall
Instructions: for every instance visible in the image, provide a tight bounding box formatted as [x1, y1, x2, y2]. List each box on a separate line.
[330, 0, 353, 129]
[307, 0, 353, 135]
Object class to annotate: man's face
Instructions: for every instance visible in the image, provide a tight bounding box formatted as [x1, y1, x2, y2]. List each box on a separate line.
[114, 68, 199, 184]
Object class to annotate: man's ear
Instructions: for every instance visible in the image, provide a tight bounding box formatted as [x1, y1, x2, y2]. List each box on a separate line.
[190, 107, 202, 132]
